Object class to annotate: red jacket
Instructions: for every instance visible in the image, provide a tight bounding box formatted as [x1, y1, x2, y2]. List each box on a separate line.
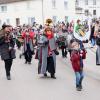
[70, 51, 81, 72]
[22, 31, 35, 39]
[45, 31, 55, 55]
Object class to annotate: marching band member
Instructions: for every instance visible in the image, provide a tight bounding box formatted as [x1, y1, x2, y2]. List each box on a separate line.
[37, 19, 58, 79]
[22, 28, 35, 64]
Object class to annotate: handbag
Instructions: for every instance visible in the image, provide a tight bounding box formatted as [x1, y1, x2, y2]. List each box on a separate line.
[54, 50, 59, 55]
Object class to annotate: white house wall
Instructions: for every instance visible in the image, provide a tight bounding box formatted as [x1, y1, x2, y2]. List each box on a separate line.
[0, 0, 43, 27]
[43, 0, 75, 22]
[0, 0, 75, 27]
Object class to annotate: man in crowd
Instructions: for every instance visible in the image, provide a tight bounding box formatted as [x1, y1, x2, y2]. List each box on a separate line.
[0, 25, 16, 80]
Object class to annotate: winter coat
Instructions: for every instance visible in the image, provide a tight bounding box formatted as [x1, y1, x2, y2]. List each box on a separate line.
[22, 31, 34, 52]
[37, 34, 56, 74]
[70, 50, 81, 72]
[0, 31, 16, 60]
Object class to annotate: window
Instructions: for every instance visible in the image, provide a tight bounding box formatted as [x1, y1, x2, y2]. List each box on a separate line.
[14, 4, 19, 11]
[31, 17, 35, 24]
[52, 16, 57, 23]
[16, 18, 20, 26]
[52, 0, 56, 9]
[64, 1, 68, 10]
[28, 17, 35, 25]
[93, 10, 96, 15]
[26, 2, 31, 9]
[85, 10, 89, 16]
[75, 0, 79, 6]
[85, 0, 88, 5]
[1, 5, 7, 12]
[93, 0, 96, 5]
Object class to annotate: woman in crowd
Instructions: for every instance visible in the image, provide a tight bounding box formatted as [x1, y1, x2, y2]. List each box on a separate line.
[37, 26, 58, 79]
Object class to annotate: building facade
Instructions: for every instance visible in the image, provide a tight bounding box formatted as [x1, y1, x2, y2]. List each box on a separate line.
[75, 0, 100, 19]
[0, 0, 75, 27]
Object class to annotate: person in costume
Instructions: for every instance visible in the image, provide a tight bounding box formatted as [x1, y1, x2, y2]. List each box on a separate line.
[36, 19, 58, 79]
[22, 28, 35, 64]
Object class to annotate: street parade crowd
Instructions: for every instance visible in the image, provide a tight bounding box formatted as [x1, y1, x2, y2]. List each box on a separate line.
[0, 18, 100, 91]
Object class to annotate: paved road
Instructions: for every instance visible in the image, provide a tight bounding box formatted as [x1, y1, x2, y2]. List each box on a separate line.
[0, 48, 100, 100]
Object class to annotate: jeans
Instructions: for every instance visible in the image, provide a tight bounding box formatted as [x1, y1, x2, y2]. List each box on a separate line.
[80, 41, 83, 49]
[75, 71, 84, 87]
[91, 38, 96, 46]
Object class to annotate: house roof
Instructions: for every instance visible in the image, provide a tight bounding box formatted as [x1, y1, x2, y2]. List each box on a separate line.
[0, 0, 30, 4]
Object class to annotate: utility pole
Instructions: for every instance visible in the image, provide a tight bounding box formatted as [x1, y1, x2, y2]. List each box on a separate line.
[42, 0, 44, 25]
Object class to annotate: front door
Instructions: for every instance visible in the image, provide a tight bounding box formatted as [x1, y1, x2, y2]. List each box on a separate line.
[16, 18, 20, 26]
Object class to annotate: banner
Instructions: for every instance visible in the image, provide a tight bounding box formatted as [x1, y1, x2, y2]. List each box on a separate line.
[74, 20, 91, 41]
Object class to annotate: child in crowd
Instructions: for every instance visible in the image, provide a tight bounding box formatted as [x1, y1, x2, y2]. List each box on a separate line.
[70, 39, 86, 91]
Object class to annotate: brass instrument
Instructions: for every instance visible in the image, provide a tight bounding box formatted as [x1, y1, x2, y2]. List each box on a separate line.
[46, 19, 53, 26]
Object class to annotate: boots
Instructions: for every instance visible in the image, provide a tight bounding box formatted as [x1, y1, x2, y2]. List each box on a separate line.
[51, 74, 56, 79]
[44, 73, 47, 77]
[7, 75, 11, 80]
[76, 85, 82, 91]
[6, 72, 11, 80]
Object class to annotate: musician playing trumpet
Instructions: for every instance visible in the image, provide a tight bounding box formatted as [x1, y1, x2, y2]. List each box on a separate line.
[0, 25, 16, 80]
